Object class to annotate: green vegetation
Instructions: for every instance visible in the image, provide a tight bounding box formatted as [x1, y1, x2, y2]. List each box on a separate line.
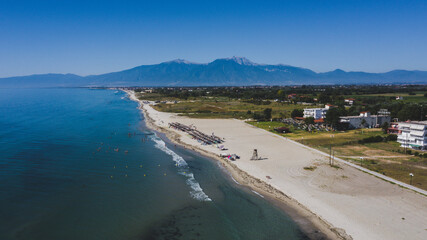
[150, 97, 306, 119]
[136, 85, 427, 122]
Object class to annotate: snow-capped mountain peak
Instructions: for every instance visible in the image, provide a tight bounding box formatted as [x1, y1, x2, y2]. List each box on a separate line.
[225, 56, 256, 65]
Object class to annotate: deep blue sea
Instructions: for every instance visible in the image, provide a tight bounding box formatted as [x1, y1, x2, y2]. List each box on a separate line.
[0, 88, 307, 240]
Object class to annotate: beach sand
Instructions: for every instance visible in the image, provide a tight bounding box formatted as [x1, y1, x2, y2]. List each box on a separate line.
[126, 90, 427, 240]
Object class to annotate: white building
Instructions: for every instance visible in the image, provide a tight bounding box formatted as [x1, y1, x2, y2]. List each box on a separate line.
[303, 108, 326, 119]
[397, 121, 427, 151]
[339, 111, 391, 129]
[344, 98, 355, 105]
[303, 105, 334, 119]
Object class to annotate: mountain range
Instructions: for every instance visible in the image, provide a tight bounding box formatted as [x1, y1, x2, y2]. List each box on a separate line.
[1, 57, 426, 87]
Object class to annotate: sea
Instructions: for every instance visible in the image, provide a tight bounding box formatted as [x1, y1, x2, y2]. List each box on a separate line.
[0, 88, 308, 240]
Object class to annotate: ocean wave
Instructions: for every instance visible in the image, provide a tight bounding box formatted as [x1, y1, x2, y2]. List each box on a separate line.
[151, 135, 212, 202]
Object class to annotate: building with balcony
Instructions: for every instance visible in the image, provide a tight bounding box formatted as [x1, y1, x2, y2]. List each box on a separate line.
[397, 121, 427, 150]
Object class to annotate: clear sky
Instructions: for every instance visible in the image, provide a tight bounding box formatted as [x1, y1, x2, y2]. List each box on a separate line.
[0, 0, 426, 77]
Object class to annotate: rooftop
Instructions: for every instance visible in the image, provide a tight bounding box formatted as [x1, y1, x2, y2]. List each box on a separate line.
[399, 121, 427, 126]
[340, 114, 387, 119]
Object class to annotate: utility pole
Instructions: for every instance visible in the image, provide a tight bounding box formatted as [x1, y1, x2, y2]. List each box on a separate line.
[409, 173, 414, 185]
[329, 144, 332, 166]
[332, 150, 335, 166]
[404, 133, 408, 153]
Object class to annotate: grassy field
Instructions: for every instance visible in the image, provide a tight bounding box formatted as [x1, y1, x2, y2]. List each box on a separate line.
[346, 92, 427, 103]
[248, 121, 427, 190]
[151, 97, 309, 119]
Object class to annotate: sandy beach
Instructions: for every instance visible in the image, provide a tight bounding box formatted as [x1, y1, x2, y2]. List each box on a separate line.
[126, 90, 427, 240]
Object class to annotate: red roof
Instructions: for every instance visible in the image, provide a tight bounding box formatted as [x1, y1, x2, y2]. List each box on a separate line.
[294, 117, 305, 120]
[314, 119, 324, 123]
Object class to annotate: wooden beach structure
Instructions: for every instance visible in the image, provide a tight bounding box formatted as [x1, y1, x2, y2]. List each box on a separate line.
[169, 122, 224, 145]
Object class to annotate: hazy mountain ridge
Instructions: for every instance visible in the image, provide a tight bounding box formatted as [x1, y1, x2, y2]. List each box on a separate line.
[1, 57, 426, 87]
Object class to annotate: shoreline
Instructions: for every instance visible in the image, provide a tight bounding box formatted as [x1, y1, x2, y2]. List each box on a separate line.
[125, 90, 427, 240]
[124, 90, 345, 240]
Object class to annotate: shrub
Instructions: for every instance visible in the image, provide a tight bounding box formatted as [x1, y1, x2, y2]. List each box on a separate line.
[304, 117, 315, 124]
[253, 113, 264, 121]
[385, 134, 397, 141]
[196, 110, 212, 113]
[275, 127, 291, 133]
[358, 135, 384, 144]
[291, 109, 303, 118]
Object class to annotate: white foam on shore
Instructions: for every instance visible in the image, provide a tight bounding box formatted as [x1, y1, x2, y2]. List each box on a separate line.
[123, 89, 211, 201]
[251, 190, 264, 198]
[151, 135, 212, 202]
[230, 175, 241, 185]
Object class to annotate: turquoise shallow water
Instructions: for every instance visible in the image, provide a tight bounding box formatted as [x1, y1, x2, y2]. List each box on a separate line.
[0, 88, 308, 240]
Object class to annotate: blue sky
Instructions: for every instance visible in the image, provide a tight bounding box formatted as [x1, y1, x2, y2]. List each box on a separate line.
[0, 0, 426, 77]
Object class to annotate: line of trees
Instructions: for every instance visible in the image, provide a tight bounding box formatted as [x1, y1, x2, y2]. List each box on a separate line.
[143, 85, 427, 102]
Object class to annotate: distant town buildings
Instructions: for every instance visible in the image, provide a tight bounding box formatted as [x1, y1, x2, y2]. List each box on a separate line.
[396, 96, 404, 100]
[397, 121, 427, 151]
[288, 94, 297, 99]
[339, 111, 391, 129]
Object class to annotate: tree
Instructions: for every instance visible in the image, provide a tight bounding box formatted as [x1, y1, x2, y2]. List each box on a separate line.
[397, 104, 423, 121]
[291, 109, 304, 118]
[253, 113, 264, 121]
[263, 108, 272, 120]
[325, 108, 341, 128]
[305, 117, 315, 125]
[360, 119, 367, 129]
[318, 93, 331, 103]
[381, 122, 389, 133]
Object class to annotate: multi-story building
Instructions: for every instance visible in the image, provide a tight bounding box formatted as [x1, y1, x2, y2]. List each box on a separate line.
[303, 108, 326, 119]
[397, 121, 427, 151]
[339, 111, 391, 129]
[303, 104, 334, 120]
